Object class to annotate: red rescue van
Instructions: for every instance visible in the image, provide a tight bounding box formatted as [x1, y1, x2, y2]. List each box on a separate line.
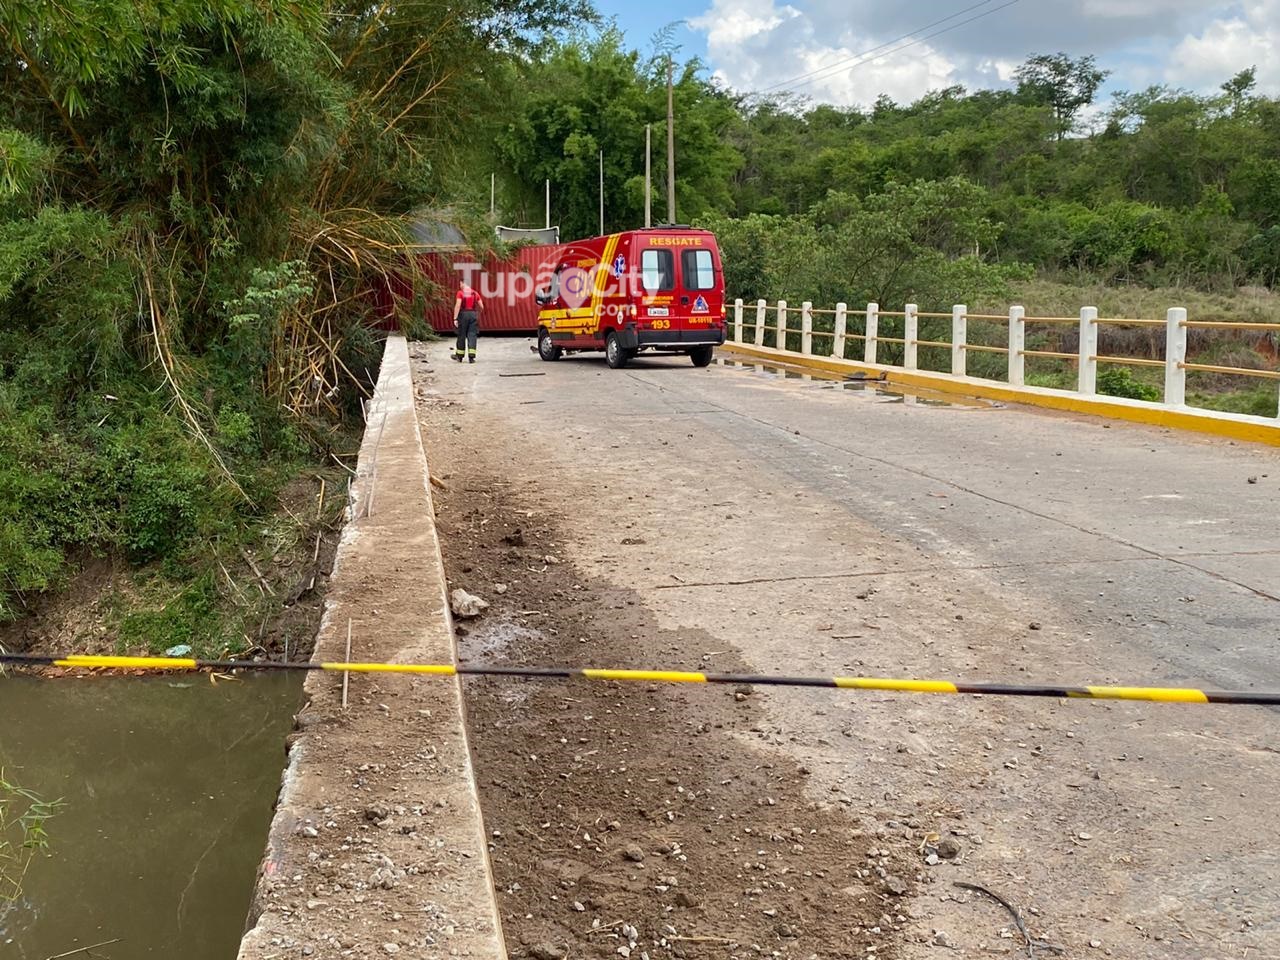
[535, 227, 726, 368]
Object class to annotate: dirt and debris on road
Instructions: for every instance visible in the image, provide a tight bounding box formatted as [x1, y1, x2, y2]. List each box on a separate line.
[423, 453, 922, 960]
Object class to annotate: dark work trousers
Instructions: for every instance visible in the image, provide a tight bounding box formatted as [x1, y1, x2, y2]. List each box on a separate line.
[453, 310, 479, 360]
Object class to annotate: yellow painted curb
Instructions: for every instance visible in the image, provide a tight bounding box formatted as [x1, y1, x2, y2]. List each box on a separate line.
[722, 343, 1280, 448]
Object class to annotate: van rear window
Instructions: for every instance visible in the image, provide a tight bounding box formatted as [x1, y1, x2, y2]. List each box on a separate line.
[682, 248, 716, 290]
[641, 249, 675, 291]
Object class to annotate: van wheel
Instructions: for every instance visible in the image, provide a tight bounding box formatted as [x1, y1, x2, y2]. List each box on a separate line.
[538, 330, 561, 361]
[605, 332, 628, 369]
[690, 345, 714, 367]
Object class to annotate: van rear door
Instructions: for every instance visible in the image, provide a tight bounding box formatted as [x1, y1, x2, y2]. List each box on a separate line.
[674, 240, 723, 332]
[636, 241, 676, 325]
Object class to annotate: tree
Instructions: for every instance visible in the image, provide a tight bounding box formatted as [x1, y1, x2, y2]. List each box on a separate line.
[1015, 53, 1110, 139]
[0, 0, 592, 623]
[1222, 67, 1257, 107]
[492, 29, 740, 238]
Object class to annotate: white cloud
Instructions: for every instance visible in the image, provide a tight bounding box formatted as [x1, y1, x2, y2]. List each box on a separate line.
[693, 0, 965, 106]
[1166, 1, 1280, 92]
[689, 0, 800, 47]
[686, 0, 1275, 108]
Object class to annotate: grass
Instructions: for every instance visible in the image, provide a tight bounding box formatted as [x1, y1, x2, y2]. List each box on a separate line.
[1187, 383, 1279, 418]
[968, 278, 1279, 416]
[980, 277, 1280, 325]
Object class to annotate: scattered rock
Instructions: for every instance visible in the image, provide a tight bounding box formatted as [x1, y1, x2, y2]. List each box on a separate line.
[450, 588, 490, 618]
[1028, 621, 1042, 630]
[1247, 476, 1259, 484]
[674, 891, 698, 908]
[883, 875, 909, 896]
[494, 583, 508, 594]
[932, 931, 955, 948]
[620, 537, 646, 545]
[502, 529, 527, 546]
[937, 837, 962, 860]
[529, 943, 568, 960]
[622, 843, 645, 863]
[382, 945, 400, 955]
[365, 803, 391, 822]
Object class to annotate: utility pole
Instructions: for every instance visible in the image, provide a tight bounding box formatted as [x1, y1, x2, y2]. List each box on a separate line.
[666, 56, 676, 225]
[644, 123, 652, 229]
[599, 149, 604, 235]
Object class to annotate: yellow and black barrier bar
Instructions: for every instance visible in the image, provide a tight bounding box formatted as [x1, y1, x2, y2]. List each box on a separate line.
[2, 653, 1279, 706]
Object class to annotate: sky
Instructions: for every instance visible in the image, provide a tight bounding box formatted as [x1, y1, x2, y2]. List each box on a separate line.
[600, 0, 1280, 110]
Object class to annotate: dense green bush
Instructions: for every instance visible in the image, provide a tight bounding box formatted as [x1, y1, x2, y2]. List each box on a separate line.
[706, 178, 1028, 314]
[0, 0, 588, 631]
[1097, 366, 1161, 402]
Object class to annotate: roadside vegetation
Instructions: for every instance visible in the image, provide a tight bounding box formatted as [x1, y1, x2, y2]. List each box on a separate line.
[0, 0, 587, 647]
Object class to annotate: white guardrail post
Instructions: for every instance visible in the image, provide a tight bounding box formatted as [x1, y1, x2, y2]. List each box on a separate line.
[865, 302, 879, 364]
[951, 304, 967, 377]
[733, 298, 743, 343]
[801, 301, 813, 355]
[1079, 306, 1098, 395]
[1165, 307, 1187, 406]
[1008, 305, 1025, 386]
[833, 302, 847, 359]
[755, 299, 766, 347]
[904, 303, 918, 370]
[776, 300, 788, 350]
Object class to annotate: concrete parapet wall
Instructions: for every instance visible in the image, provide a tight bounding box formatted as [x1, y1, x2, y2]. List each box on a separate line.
[238, 336, 505, 959]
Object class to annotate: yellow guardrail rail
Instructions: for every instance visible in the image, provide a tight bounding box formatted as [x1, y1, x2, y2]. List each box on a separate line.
[726, 297, 1280, 439]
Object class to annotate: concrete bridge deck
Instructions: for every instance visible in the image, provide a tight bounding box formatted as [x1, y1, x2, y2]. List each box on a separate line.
[413, 338, 1279, 959]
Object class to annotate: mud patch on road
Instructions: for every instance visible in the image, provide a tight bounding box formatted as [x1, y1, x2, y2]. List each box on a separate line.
[427, 458, 913, 960]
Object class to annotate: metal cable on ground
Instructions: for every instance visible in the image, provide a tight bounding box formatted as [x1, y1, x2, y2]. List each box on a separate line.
[2, 654, 1279, 706]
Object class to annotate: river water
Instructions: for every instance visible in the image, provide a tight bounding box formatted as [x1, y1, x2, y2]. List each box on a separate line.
[0, 673, 301, 959]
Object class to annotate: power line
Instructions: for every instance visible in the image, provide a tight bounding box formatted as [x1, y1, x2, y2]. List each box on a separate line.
[781, 0, 1025, 95]
[759, 0, 1023, 97]
[759, 0, 998, 93]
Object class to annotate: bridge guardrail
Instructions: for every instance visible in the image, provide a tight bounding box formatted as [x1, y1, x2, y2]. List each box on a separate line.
[730, 298, 1280, 420]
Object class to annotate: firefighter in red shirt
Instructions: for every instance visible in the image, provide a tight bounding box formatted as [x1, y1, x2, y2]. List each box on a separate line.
[452, 280, 483, 363]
